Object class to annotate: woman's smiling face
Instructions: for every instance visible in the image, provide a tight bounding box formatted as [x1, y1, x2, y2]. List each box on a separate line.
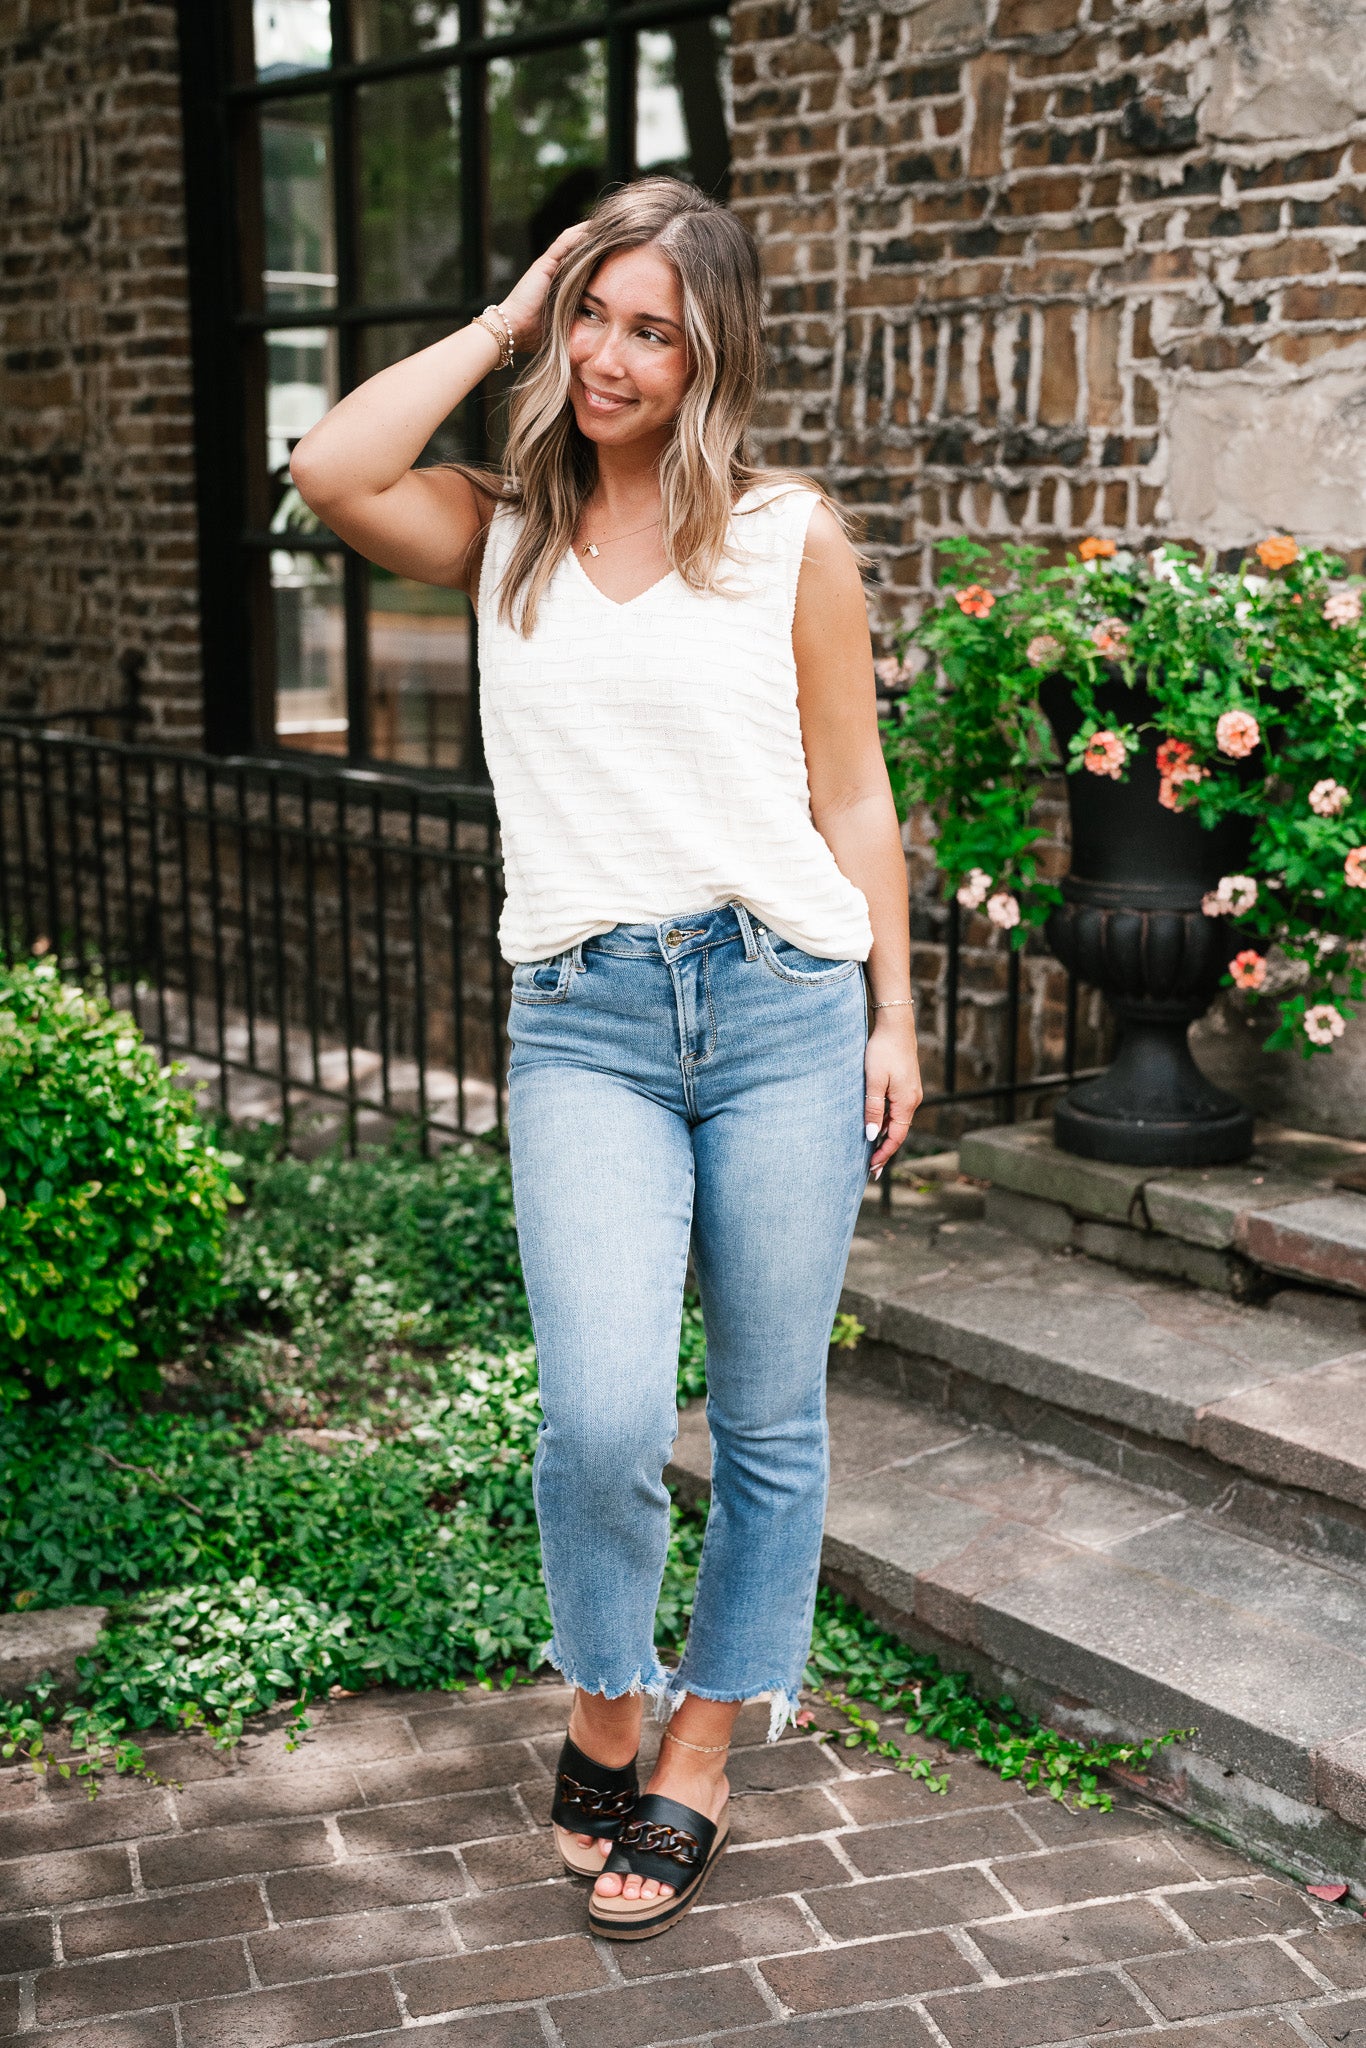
[566, 244, 691, 449]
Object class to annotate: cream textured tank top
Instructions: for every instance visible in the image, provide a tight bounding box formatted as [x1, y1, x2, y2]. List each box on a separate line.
[476, 481, 874, 965]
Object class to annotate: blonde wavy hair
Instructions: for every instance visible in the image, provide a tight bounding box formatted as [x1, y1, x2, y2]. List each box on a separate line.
[471, 177, 836, 636]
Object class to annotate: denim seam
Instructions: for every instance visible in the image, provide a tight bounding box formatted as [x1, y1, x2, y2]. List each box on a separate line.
[683, 943, 718, 1072]
[755, 933, 860, 987]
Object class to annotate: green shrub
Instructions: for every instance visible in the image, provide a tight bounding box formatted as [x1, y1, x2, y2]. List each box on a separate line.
[0, 960, 241, 1403]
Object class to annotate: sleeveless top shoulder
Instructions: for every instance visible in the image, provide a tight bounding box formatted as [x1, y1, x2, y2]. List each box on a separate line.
[476, 481, 874, 965]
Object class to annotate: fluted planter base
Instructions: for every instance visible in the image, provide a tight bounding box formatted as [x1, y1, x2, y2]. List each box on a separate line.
[1039, 670, 1257, 1172]
[1053, 1011, 1254, 1167]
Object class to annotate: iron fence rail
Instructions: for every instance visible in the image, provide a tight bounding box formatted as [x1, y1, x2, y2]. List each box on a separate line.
[0, 721, 1093, 1161]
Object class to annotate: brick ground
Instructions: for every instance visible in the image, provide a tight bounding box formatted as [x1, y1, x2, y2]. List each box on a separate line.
[0, 1678, 1363, 2046]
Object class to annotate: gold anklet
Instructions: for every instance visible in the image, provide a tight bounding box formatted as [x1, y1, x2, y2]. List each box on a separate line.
[661, 1729, 729, 1755]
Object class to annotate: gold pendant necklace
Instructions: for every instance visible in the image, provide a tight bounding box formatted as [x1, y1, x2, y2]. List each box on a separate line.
[579, 513, 661, 559]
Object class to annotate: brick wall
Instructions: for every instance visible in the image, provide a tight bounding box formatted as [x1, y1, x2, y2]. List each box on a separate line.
[729, 0, 1366, 599]
[727, 0, 1366, 1125]
[0, 0, 201, 742]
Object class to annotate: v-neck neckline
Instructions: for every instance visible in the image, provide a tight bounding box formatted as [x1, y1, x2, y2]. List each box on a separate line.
[565, 541, 677, 613]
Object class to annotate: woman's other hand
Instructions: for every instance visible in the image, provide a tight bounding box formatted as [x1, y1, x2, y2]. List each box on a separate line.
[864, 1008, 923, 1176]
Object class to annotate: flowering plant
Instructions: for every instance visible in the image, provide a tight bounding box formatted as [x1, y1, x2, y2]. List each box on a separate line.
[879, 534, 1366, 1055]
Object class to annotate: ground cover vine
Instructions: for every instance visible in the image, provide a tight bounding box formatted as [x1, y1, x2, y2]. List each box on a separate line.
[2, 1111, 1175, 1811]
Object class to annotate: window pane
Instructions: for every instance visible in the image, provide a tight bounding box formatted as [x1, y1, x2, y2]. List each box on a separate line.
[488, 45, 605, 296]
[262, 96, 335, 314]
[636, 20, 730, 195]
[357, 72, 461, 308]
[273, 551, 347, 753]
[369, 570, 472, 770]
[266, 327, 341, 534]
[254, 0, 331, 78]
[485, 0, 602, 32]
[350, 0, 460, 60]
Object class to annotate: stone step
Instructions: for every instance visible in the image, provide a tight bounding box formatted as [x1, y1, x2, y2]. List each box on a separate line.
[839, 1199, 1366, 1576]
[960, 1119, 1366, 1300]
[667, 1379, 1366, 1888]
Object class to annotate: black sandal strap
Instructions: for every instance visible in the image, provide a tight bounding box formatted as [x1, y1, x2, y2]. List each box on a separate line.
[550, 1735, 639, 1839]
[603, 1792, 718, 1890]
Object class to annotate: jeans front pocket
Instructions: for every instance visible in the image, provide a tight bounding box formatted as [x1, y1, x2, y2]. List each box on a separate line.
[755, 928, 860, 987]
[510, 951, 575, 1004]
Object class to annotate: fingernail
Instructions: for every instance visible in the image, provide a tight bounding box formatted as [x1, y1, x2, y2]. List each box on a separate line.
[872, 1166, 882, 1181]
[865, 1122, 880, 1142]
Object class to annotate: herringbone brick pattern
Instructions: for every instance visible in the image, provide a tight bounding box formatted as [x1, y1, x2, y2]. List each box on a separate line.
[1, 1679, 1363, 2046]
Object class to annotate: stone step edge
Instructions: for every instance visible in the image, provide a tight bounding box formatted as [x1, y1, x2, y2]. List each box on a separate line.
[960, 1122, 1366, 1302]
[665, 1442, 1366, 1890]
[836, 1261, 1366, 1551]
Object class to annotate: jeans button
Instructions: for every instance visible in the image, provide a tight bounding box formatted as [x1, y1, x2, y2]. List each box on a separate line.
[664, 927, 684, 945]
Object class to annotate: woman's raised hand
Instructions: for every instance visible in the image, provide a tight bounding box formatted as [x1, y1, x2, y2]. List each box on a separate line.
[498, 220, 593, 353]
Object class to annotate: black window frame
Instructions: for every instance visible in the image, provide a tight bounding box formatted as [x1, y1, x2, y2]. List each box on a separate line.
[175, 0, 730, 774]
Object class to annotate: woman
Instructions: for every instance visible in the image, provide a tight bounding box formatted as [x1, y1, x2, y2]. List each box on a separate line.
[290, 177, 921, 1941]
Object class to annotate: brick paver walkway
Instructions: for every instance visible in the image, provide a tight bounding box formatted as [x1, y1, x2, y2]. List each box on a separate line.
[1, 1678, 1364, 2046]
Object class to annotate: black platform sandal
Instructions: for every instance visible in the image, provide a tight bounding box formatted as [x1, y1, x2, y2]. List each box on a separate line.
[550, 1735, 639, 1878]
[587, 1791, 730, 1940]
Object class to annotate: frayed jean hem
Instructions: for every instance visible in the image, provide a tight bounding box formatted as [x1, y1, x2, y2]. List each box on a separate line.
[661, 1674, 802, 1745]
[541, 1641, 675, 1713]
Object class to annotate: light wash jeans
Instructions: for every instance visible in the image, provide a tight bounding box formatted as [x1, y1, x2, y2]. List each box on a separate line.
[507, 901, 871, 1741]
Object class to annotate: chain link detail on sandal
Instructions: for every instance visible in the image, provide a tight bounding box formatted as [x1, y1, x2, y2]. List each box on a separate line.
[550, 1734, 639, 1878]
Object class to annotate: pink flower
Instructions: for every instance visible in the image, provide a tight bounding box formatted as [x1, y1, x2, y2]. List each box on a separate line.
[1155, 737, 1207, 811]
[1310, 779, 1350, 818]
[1090, 617, 1129, 656]
[956, 868, 993, 910]
[1345, 846, 1366, 889]
[1082, 729, 1128, 779]
[1304, 1003, 1346, 1046]
[986, 891, 1021, 930]
[1324, 588, 1363, 629]
[1202, 874, 1258, 918]
[1229, 950, 1268, 991]
[1026, 633, 1062, 668]
[874, 654, 912, 688]
[955, 584, 995, 618]
[1216, 709, 1261, 759]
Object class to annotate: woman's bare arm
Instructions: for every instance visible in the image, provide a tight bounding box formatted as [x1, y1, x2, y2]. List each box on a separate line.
[793, 502, 923, 1172]
[288, 223, 588, 596]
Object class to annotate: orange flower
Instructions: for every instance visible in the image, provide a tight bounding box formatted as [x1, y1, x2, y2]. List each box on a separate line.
[955, 584, 995, 617]
[1255, 534, 1298, 571]
[1079, 537, 1117, 561]
[1230, 950, 1268, 992]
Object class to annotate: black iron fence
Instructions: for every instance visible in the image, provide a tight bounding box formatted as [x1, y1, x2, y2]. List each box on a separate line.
[0, 720, 1098, 1162]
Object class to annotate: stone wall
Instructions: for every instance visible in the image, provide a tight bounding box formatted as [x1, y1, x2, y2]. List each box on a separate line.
[0, 0, 202, 742]
[729, 0, 1366, 600]
[726, 0, 1366, 1133]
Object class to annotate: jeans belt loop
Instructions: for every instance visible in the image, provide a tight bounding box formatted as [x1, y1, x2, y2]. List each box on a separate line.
[731, 902, 759, 961]
[570, 938, 586, 974]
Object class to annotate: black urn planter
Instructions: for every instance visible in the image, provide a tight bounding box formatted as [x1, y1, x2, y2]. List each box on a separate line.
[1039, 671, 1255, 1168]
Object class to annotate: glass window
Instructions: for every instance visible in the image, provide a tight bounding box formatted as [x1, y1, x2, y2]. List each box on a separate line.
[368, 569, 471, 770]
[637, 21, 731, 195]
[273, 551, 347, 753]
[357, 71, 462, 308]
[262, 96, 335, 315]
[266, 326, 341, 533]
[254, 0, 332, 80]
[350, 0, 460, 62]
[487, 45, 606, 296]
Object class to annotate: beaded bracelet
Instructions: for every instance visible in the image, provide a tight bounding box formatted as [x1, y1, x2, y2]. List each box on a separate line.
[873, 998, 915, 1010]
[473, 304, 515, 371]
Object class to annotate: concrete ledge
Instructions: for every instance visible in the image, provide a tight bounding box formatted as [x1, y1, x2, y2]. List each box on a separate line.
[670, 1380, 1366, 1879]
[0, 1604, 107, 1699]
[962, 1121, 1366, 1301]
